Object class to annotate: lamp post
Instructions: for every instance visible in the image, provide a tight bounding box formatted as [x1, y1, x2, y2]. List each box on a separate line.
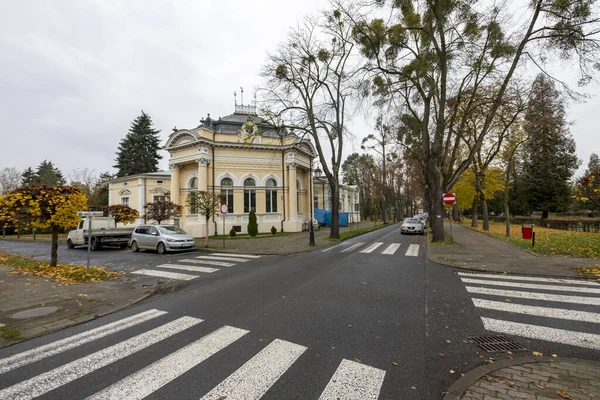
[309, 159, 315, 245]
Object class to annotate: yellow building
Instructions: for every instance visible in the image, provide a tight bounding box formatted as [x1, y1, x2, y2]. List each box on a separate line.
[109, 103, 318, 236]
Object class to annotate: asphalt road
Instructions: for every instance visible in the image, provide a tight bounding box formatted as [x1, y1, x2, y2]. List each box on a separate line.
[0, 226, 599, 399]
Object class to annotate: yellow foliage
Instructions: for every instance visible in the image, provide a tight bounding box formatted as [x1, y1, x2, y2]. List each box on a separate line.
[451, 167, 504, 209]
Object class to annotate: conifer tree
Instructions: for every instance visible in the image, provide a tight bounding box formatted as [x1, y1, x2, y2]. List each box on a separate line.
[114, 111, 163, 177]
[21, 167, 37, 186]
[35, 160, 66, 185]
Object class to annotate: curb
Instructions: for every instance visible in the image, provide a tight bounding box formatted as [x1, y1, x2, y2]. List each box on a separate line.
[443, 356, 600, 400]
[426, 254, 598, 281]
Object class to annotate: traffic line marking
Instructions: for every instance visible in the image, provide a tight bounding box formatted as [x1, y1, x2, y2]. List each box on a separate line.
[381, 243, 400, 255]
[458, 272, 600, 287]
[322, 242, 350, 252]
[196, 255, 250, 263]
[88, 326, 248, 400]
[472, 298, 600, 324]
[209, 253, 261, 259]
[178, 259, 235, 267]
[0, 317, 202, 399]
[482, 317, 600, 351]
[132, 269, 197, 281]
[0, 309, 167, 375]
[405, 244, 420, 257]
[360, 242, 383, 254]
[318, 359, 385, 400]
[341, 242, 365, 253]
[156, 264, 219, 274]
[201, 338, 307, 400]
[461, 278, 600, 294]
[465, 286, 600, 306]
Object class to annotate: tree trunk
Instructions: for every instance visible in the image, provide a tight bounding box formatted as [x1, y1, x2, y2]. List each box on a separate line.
[427, 164, 445, 242]
[50, 226, 59, 267]
[329, 181, 340, 239]
[33, 228, 37, 240]
[542, 210, 549, 219]
[482, 197, 489, 231]
[453, 206, 459, 221]
[471, 197, 478, 228]
[505, 200, 511, 237]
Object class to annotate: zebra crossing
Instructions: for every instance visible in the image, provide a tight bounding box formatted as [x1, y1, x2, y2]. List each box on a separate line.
[322, 241, 421, 257]
[131, 253, 261, 281]
[458, 272, 600, 351]
[0, 309, 386, 399]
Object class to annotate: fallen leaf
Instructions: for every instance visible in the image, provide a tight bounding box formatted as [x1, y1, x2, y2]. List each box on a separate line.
[347, 324, 353, 328]
[411, 386, 416, 390]
[556, 389, 574, 399]
[449, 370, 455, 374]
[391, 362, 398, 366]
[532, 351, 543, 357]
[438, 353, 445, 357]
[552, 354, 558, 358]
[445, 340, 451, 343]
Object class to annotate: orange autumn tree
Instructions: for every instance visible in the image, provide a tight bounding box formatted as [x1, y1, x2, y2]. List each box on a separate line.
[107, 204, 139, 227]
[13, 185, 87, 266]
[0, 191, 37, 238]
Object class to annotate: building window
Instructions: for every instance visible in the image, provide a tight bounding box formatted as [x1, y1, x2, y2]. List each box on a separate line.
[244, 178, 256, 213]
[296, 180, 301, 212]
[314, 195, 319, 210]
[153, 195, 166, 203]
[221, 177, 234, 213]
[157, 180, 163, 184]
[341, 195, 345, 212]
[120, 197, 129, 206]
[189, 177, 198, 189]
[265, 178, 278, 213]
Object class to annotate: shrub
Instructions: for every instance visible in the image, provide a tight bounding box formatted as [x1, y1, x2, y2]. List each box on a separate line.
[271, 226, 277, 235]
[247, 210, 258, 237]
[229, 228, 237, 237]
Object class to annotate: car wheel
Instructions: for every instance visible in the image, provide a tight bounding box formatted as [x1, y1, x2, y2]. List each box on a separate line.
[157, 242, 167, 255]
[131, 241, 140, 252]
[67, 239, 75, 249]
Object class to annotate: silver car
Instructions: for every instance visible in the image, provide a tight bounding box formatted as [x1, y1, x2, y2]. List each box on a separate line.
[401, 218, 425, 235]
[130, 225, 196, 254]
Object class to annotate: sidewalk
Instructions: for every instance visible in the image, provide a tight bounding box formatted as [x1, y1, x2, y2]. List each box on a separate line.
[0, 266, 151, 348]
[203, 221, 383, 254]
[427, 221, 599, 278]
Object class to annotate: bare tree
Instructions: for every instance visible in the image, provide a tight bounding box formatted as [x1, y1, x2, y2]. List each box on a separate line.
[259, 8, 360, 239]
[187, 191, 221, 248]
[0, 167, 21, 195]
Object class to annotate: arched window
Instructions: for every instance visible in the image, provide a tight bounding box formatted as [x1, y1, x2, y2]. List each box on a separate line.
[189, 177, 198, 189]
[341, 194, 345, 212]
[296, 180, 301, 212]
[244, 178, 256, 213]
[221, 177, 234, 213]
[187, 177, 198, 214]
[265, 178, 278, 213]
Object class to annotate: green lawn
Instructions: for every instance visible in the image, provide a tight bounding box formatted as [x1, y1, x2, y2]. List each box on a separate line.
[468, 221, 600, 258]
[324, 223, 393, 241]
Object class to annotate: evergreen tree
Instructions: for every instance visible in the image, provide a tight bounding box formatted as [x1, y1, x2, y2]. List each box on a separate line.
[519, 75, 579, 218]
[588, 153, 600, 171]
[35, 160, 66, 185]
[247, 209, 258, 236]
[114, 111, 163, 177]
[21, 167, 37, 186]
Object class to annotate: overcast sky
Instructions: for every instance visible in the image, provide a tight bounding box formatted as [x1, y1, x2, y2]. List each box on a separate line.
[1, 0, 598, 180]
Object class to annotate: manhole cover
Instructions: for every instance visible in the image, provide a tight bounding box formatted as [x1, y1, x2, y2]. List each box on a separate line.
[12, 306, 59, 319]
[466, 335, 527, 352]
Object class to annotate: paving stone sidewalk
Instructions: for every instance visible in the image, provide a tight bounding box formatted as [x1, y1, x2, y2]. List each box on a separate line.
[428, 221, 599, 278]
[0, 265, 151, 348]
[445, 356, 600, 400]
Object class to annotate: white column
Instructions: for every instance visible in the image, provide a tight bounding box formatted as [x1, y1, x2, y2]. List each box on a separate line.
[197, 158, 209, 191]
[138, 178, 144, 211]
[288, 162, 297, 219]
[169, 164, 180, 205]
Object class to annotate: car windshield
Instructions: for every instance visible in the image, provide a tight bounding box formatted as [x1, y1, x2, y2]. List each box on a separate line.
[404, 218, 417, 224]
[158, 226, 187, 235]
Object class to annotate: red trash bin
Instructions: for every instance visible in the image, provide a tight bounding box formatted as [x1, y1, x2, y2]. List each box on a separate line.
[522, 225, 533, 240]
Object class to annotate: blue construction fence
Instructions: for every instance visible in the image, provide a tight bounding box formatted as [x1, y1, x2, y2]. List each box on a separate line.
[314, 208, 348, 227]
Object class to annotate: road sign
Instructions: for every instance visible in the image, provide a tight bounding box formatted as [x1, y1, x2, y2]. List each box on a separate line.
[77, 211, 104, 217]
[443, 193, 456, 205]
[220, 204, 228, 214]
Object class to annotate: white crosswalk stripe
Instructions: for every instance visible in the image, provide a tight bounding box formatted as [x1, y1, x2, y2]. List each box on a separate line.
[0, 316, 202, 399]
[318, 359, 385, 400]
[196, 255, 251, 262]
[322, 242, 351, 252]
[341, 242, 366, 252]
[132, 269, 197, 281]
[156, 264, 219, 273]
[178, 258, 235, 267]
[381, 243, 401, 255]
[0, 309, 167, 374]
[200, 339, 307, 400]
[209, 253, 262, 258]
[405, 244, 420, 257]
[89, 326, 249, 400]
[360, 242, 383, 253]
[460, 274, 600, 351]
[0, 311, 391, 399]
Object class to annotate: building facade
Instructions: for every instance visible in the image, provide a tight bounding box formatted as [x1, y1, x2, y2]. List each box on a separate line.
[312, 169, 361, 224]
[109, 104, 318, 237]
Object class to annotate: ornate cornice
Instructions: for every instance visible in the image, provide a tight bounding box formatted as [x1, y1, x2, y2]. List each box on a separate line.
[196, 157, 211, 167]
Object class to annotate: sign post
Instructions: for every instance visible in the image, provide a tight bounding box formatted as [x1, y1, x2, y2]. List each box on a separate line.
[443, 193, 457, 243]
[220, 204, 228, 248]
[77, 210, 104, 273]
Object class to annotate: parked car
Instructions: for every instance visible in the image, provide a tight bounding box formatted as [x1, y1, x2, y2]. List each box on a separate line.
[401, 218, 425, 235]
[130, 225, 196, 254]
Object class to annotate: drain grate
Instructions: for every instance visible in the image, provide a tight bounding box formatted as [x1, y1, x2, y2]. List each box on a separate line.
[454, 270, 478, 275]
[466, 335, 527, 352]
